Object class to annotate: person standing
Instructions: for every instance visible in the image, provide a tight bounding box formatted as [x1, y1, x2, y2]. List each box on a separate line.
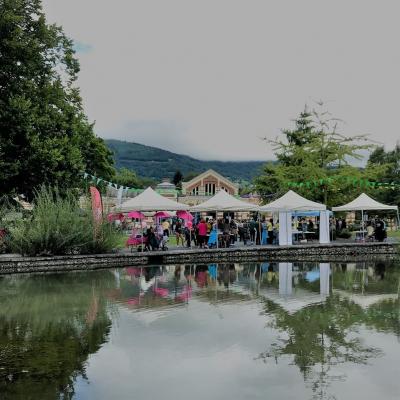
[197, 219, 208, 248]
[249, 218, 257, 244]
[374, 218, 386, 242]
[267, 218, 274, 245]
[162, 219, 170, 237]
[261, 219, 268, 245]
[175, 219, 184, 246]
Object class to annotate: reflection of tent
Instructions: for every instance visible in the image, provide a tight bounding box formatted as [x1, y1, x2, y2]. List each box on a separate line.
[261, 289, 328, 314]
[190, 190, 259, 212]
[115, 187, 188, 212]
[306, 270, 320, 282]
[334, 289, 398, 309]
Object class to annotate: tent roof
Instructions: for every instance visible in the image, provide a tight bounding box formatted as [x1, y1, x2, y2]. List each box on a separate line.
[332, 193, 398, 212]
[190, 190, 259, 212]
[115, 187, 188, 212]
[259, 190, 326, 212]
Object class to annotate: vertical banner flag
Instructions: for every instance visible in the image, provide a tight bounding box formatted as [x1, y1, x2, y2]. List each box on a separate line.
[90, 186, 103, 224]
[117, 186, 124, 207]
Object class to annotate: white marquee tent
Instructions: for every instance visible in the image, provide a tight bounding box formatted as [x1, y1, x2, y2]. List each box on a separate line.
[332, 193, 398, 212]
[332, 193, 399, 239]
[115, 187, 188, 212]
[259, 190, 327, 212]
[259, 190, 328, 245]
[190, 189, 259, 212]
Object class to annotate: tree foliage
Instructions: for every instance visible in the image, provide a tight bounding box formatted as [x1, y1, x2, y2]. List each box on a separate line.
[0, 0, 114, 199]
[255, 105, 383, 206]
[113, 168, 142, 188]
[367, 145, 400, 205]
[172, 170, 183, 188]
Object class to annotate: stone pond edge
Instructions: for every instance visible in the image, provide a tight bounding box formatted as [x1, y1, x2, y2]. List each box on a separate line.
[0, 242, 398, 275]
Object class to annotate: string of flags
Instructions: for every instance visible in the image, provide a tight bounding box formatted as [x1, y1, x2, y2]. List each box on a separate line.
[286, 176, 400, 190]
[81, 172, 143, 194]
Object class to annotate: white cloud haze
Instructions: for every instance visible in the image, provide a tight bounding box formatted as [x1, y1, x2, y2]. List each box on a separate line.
[43, 0, 400, 161]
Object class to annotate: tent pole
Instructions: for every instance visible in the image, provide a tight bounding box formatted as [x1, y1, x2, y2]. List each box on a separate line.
[361, 209, 365, 241]
[216, 210, 219, 249]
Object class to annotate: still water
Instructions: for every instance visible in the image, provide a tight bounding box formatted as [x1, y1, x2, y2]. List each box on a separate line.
[0, 261, 399, 400]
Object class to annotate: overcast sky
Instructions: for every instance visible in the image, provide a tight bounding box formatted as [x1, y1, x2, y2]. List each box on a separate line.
[42, 0, 399, 161]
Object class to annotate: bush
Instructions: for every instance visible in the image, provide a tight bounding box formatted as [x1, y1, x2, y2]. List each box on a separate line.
[336, 228, 352, 239]
[9, 187, 121, 256]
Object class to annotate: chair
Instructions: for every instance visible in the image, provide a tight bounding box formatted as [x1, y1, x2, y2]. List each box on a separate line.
[126, 231, 148, 252]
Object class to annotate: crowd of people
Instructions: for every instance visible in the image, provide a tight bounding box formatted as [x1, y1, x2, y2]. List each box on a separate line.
[125, 213, 391, 251]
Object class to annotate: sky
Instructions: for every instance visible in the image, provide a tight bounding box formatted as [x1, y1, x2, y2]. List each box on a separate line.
[42, 0, 400, 161]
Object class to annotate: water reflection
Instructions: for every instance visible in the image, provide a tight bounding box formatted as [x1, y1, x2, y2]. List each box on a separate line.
[0, 260, 399, 400]
[0, 272, 115, 399]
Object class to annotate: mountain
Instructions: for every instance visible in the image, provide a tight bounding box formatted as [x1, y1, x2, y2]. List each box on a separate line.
[105, 139, 266, 182]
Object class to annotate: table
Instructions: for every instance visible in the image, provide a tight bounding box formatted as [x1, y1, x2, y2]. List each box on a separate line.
[292, 230, 316, 243]
[292, 230, 303, 242]
[355, 231, 367, 241]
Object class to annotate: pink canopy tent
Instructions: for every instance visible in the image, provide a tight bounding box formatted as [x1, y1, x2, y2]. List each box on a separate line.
[154, 211, 171, 218]
[107, 213, 125, 222]
[176, 210, 194, 220]
[127, 211, 145, 219]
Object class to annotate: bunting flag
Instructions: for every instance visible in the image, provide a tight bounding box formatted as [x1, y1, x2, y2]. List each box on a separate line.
[286, 175, 400, 190]
[80, 171, 144, 193]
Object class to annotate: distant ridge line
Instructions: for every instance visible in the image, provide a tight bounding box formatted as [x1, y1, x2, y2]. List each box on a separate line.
[105, 139, 268, 182]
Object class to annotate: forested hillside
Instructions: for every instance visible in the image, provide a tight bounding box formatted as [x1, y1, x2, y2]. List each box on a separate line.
[106, 140, 265, 182]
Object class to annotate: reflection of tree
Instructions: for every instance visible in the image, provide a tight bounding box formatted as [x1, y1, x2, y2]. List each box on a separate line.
[257, 295, 383, 400]
[0, 271, 115, 399]
[331, 262, 400, 294]
[364, 299, 400, 337]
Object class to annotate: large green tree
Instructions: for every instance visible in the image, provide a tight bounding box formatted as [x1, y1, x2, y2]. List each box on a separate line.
[0, 0, 114, 199]
[255, 105, 383, 206]
[367, 145, 400, 205]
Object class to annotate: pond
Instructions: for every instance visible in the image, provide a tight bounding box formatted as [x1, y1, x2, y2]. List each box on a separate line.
[0, 260, 399, 400]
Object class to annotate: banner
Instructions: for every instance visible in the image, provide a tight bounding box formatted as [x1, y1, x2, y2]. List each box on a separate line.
[90, 186, 103, 224]
[286, 175, 400, 190]
[81, 171, 145, 194]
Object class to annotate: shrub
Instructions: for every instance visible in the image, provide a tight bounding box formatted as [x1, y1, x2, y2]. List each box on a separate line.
[9, 187, 121, 256]
[336, 228, 352, 239]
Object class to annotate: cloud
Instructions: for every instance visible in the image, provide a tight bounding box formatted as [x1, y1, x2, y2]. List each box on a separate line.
[42, 0, 400, 161]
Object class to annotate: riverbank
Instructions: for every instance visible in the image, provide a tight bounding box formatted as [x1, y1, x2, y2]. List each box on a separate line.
[0, 242, 398, 275]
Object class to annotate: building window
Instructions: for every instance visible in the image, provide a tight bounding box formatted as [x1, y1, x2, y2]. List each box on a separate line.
[205, 182, 216, 195]
[191, 186, 199, 196]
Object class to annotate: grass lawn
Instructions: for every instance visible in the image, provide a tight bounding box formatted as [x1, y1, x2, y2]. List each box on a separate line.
[387, 230, 400, 239]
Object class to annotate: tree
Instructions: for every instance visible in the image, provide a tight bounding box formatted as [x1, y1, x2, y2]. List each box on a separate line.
[254, 104, 382, 207]
[367, 145, 400, 205]
[183, 171, 200, 182]
[172, 170, 183, 188]
[0, 0, 114, 199]
[113, 168, 142, 188]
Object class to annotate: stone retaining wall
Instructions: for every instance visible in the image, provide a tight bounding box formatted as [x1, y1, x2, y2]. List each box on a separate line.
[0, 242, 398, 275]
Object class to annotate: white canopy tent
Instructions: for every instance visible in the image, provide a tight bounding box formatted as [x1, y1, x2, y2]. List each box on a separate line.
[259, 190, 328, 245]
[115, 187, 188, 212]
[190, 189, 259, 212]
[259, 190, 327, 212]
[332, 193, 399, 239]
[332, 193, 398, 212]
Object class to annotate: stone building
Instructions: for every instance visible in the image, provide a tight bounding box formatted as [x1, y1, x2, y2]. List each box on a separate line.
[180, 169, 239, 206]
